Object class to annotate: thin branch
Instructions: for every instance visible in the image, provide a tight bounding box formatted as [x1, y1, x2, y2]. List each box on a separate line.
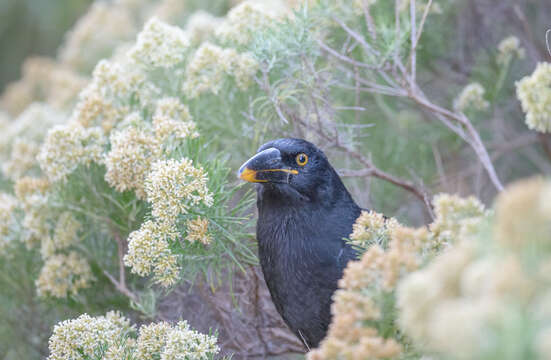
[332, 142, 432, 210]
[412, 0, 432, 52]
[317, 39, 378, 69]
[409, 90, 504, 191]
[408, 92, 467, 136]
[331, 15, 380, 57]
[341, 34, 352, 54]
[103, 270, 137, 302]
[333, 63, 405, 95]
[410, 0, 417, 86]
[103, 229, 138, 302]
[406, 0, 432, 73]
[461, 114, 504, 191]
[547, 29, 551, 58]
[362, 1, 377, 40]
[328, 21, 504, 192]
[259, 69, 290, 124]
[395, 0, 401, 60]
[354, 65, 361, 123]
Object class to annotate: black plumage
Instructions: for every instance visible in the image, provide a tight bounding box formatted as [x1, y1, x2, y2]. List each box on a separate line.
[238, 138, 362, 349]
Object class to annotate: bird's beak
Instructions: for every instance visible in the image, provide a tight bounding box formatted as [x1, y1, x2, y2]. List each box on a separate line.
[238, 147, 298, 183]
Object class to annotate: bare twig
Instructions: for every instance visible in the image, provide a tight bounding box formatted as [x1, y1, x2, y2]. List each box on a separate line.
[317, 39, 378, 69]
[395, 0, 401, 59]
[258, 69, 290, 124]
[331, 15, 380, 57]
[103, 270, 137, 302]
[354, 65, 361, 123]
[410, 0, 417, 86]
[333, 143, 432, 208]
[103, 229, 138, 302]
[409, 90, 504, 191]
[413, 0, 432, 52]
[362, 1, 377, 40]
[547, 29, 551, 58]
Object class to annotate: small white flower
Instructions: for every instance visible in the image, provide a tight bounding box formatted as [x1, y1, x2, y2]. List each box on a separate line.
[454, 83, 489, 112]
[129, 17, 190, 68]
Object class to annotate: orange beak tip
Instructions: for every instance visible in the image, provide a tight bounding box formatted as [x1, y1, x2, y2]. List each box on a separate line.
[239, 167, 262, 183]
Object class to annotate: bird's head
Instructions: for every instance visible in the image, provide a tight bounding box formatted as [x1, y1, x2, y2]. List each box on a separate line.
[238, 138, 352, 205]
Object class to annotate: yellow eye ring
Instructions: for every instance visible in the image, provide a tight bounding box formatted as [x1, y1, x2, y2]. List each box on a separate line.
[296, 153, 308, 166]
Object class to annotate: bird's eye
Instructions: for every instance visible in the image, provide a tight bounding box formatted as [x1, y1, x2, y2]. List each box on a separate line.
[296, 153, 308, 166]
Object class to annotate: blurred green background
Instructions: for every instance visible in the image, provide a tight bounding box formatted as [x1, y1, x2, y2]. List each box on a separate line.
[0, 0, 92, 92]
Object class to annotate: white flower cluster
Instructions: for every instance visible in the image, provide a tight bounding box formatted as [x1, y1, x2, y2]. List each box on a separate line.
[59, 2, 136, 72]
[124, 220, 180, 287]
[36, 251, 95, 298]
[493, 177, 551, 249]
[497, 36, 525, 66]
[47, 312, 220, 360]
[47, 311, 134, 360]
[516, 62, 551, 133]
[0, 58, 88, 116]
[145, 158, 213, 224]
[104, 127, 161, 199]
[92, 59, 147, 100]
[129, 17, 190, 68]
[136, 321, 219, 360]
[349, 210, 400, 248]
[185, 11, 222, 44]
[153, 97, 198, 143]
[183, 42, 259, 98]
[1, 103, 63, 148]
[71, 59, 151, 132]
[14, 176, 51, 248]
[430, 193, 488, 245]
[41, 212, 81, 259]
[0, 103, 63, 180]
[38, 124, 106, 183]
[216, 0, 287, 45]
[2, 139, 40, 181]
[124, 158, 213, 286]
[453, 83, 489, 112]
[0, 193, 18, 254]
[186, 217, 212, 245]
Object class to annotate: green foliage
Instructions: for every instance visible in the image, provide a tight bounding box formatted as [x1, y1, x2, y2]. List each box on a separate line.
[1, 0, 551, 358]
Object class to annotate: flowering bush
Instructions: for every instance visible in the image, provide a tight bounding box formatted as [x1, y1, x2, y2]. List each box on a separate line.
[397, 178, 551, 359]
[1, 0, 551, 358]
[517, 62, 551, 133]
[309, 194, 489, 360]
[47, 311, 220, 360]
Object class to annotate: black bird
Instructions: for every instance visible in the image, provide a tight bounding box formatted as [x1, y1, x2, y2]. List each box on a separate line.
[238, 138, 362, 349]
